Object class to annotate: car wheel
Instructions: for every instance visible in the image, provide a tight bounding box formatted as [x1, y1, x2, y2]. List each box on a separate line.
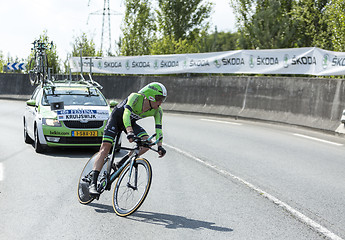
[34, 127, 45, 153]
[24, 119, 33, 144]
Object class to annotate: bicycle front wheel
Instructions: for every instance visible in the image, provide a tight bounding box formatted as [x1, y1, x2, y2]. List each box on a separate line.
[112, 158, 152, 217]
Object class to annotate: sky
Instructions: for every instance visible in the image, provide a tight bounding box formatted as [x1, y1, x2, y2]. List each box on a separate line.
[0, 0, 236, 61]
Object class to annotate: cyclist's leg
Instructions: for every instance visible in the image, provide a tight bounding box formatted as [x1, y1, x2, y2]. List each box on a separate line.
[89, 142, 112, 195]
[92, 142, 112, 171]
[132, 123, 150, 156]
[89, 110, 120, 195]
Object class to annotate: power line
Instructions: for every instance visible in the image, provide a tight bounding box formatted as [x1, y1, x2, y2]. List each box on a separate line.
[87, 0, 122, 55]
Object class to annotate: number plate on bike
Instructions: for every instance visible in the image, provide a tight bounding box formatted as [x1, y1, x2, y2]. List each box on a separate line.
[72, 131, 97, 137]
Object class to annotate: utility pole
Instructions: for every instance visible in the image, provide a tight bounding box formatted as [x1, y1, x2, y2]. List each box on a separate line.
[87, 0, 122, 55]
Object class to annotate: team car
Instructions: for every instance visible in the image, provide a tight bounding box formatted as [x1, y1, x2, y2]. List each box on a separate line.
[23, 79, 118, 153]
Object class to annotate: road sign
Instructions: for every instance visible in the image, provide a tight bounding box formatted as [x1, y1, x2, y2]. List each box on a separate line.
[7, 62, 26, 71]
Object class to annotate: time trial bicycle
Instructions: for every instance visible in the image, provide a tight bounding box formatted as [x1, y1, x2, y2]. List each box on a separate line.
[77, 133, 161, 217]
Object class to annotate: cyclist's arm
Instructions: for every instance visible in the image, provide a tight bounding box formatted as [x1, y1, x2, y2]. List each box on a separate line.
[123, 93, 140, 133]
[154, 107, 163, 145]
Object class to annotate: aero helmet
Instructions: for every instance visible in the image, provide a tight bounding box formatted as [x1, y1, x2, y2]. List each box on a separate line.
[139, 82, 167, 102]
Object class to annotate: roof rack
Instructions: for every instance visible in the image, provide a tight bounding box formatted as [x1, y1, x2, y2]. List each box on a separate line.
[79, 73, 103, 89]
[40, 74, 103, 90]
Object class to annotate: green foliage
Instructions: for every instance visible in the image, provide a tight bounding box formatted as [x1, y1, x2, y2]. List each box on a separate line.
[119, 0, 213, 55]
[290, 0, 331, 49]
[230, 0, 345, 51]
[150, 35, 199, 55]
[156, 0, 213, 55]
[324, 0, 345, 51]
[202, 28, 240, 52]
[0, 51, 5, 73]
[156, 0, 213, 42]
[120, 0, 156, 56]
[71, 32, 101, 57]
[232, 0, 297, 49]
[68, 32, 101, 73]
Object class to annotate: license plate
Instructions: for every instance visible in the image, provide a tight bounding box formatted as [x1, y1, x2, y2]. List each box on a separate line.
[72, 131, 98, 137]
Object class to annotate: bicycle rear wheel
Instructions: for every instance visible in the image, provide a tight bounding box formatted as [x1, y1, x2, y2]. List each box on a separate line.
[112, 158, 152, 217]
[41, 54, 49, 84]
[77, 152, 108, 204]
[28, 58, 38, 86]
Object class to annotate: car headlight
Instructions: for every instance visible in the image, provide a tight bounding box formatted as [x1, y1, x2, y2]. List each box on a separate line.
[42, 118, 62, 127]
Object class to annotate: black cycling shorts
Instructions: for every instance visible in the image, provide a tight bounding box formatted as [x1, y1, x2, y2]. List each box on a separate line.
[102, 107, 148, 144]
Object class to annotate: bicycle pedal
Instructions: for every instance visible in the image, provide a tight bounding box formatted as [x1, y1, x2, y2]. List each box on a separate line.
[90, 192, 100, 199]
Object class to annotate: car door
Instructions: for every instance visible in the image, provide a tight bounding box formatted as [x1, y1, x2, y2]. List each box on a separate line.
[25, 87, 41, 138]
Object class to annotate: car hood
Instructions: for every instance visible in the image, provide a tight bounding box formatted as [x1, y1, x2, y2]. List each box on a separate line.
[40, 105, 110, 119]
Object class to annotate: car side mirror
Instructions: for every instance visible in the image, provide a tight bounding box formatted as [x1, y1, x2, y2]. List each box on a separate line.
[26, 99, 36, 107]
[109, 100, 118, 108]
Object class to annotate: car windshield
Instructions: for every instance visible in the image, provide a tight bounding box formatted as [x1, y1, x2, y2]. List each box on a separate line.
[41, 87, 108, 106]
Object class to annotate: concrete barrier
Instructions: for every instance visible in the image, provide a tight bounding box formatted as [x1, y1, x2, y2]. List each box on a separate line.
[1, 73, 345, 132]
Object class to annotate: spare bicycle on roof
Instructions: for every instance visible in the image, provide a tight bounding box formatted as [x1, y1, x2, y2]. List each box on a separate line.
[28, 39, 53, 86]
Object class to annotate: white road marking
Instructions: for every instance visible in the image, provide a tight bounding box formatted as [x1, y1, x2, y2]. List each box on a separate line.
[293, 133, 343, 146]
[0, 162, 3, 181]
[165, 143, 344, 240]
[200, 118, 242, 125]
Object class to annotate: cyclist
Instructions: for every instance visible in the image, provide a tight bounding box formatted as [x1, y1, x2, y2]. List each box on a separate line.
[89, 82, 167, 196]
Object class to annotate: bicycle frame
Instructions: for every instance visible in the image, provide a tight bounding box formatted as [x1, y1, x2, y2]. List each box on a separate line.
[100, 133, 159, 193]
[78, 132, 161, 211]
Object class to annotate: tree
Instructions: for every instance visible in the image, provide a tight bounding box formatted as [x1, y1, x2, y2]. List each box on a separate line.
[156, 0, 213, 41]
[153, 0, 213, 54]
[202, 27, 240, 52]
[324, 0, 345, 51]
[118, 0, 214, 55]
[67, 33, 102, 74]
[119, 0, 156, 56]
[290, 0, 331, 49]
[0, 51, 5, 73]
[150, 35, 200, 55]
[71, 32, 101, 57]
[231, 0, 297, 49]
[230, 0, 337, 50]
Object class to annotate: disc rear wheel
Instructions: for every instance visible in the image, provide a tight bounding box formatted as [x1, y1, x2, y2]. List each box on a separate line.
[77, 153, 108, 204]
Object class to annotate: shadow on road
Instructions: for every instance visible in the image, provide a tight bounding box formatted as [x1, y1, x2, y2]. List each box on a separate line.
[87, 202, 113, 213]
[88, 203, 233, 233]
[32, 146, 98, 158]
[129, 211, 233, 232]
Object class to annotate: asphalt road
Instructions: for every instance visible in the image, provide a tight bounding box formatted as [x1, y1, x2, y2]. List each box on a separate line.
[1, 99, 345, 240]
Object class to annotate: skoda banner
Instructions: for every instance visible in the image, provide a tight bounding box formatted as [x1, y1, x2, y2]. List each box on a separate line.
[70, 47, 345, 76]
